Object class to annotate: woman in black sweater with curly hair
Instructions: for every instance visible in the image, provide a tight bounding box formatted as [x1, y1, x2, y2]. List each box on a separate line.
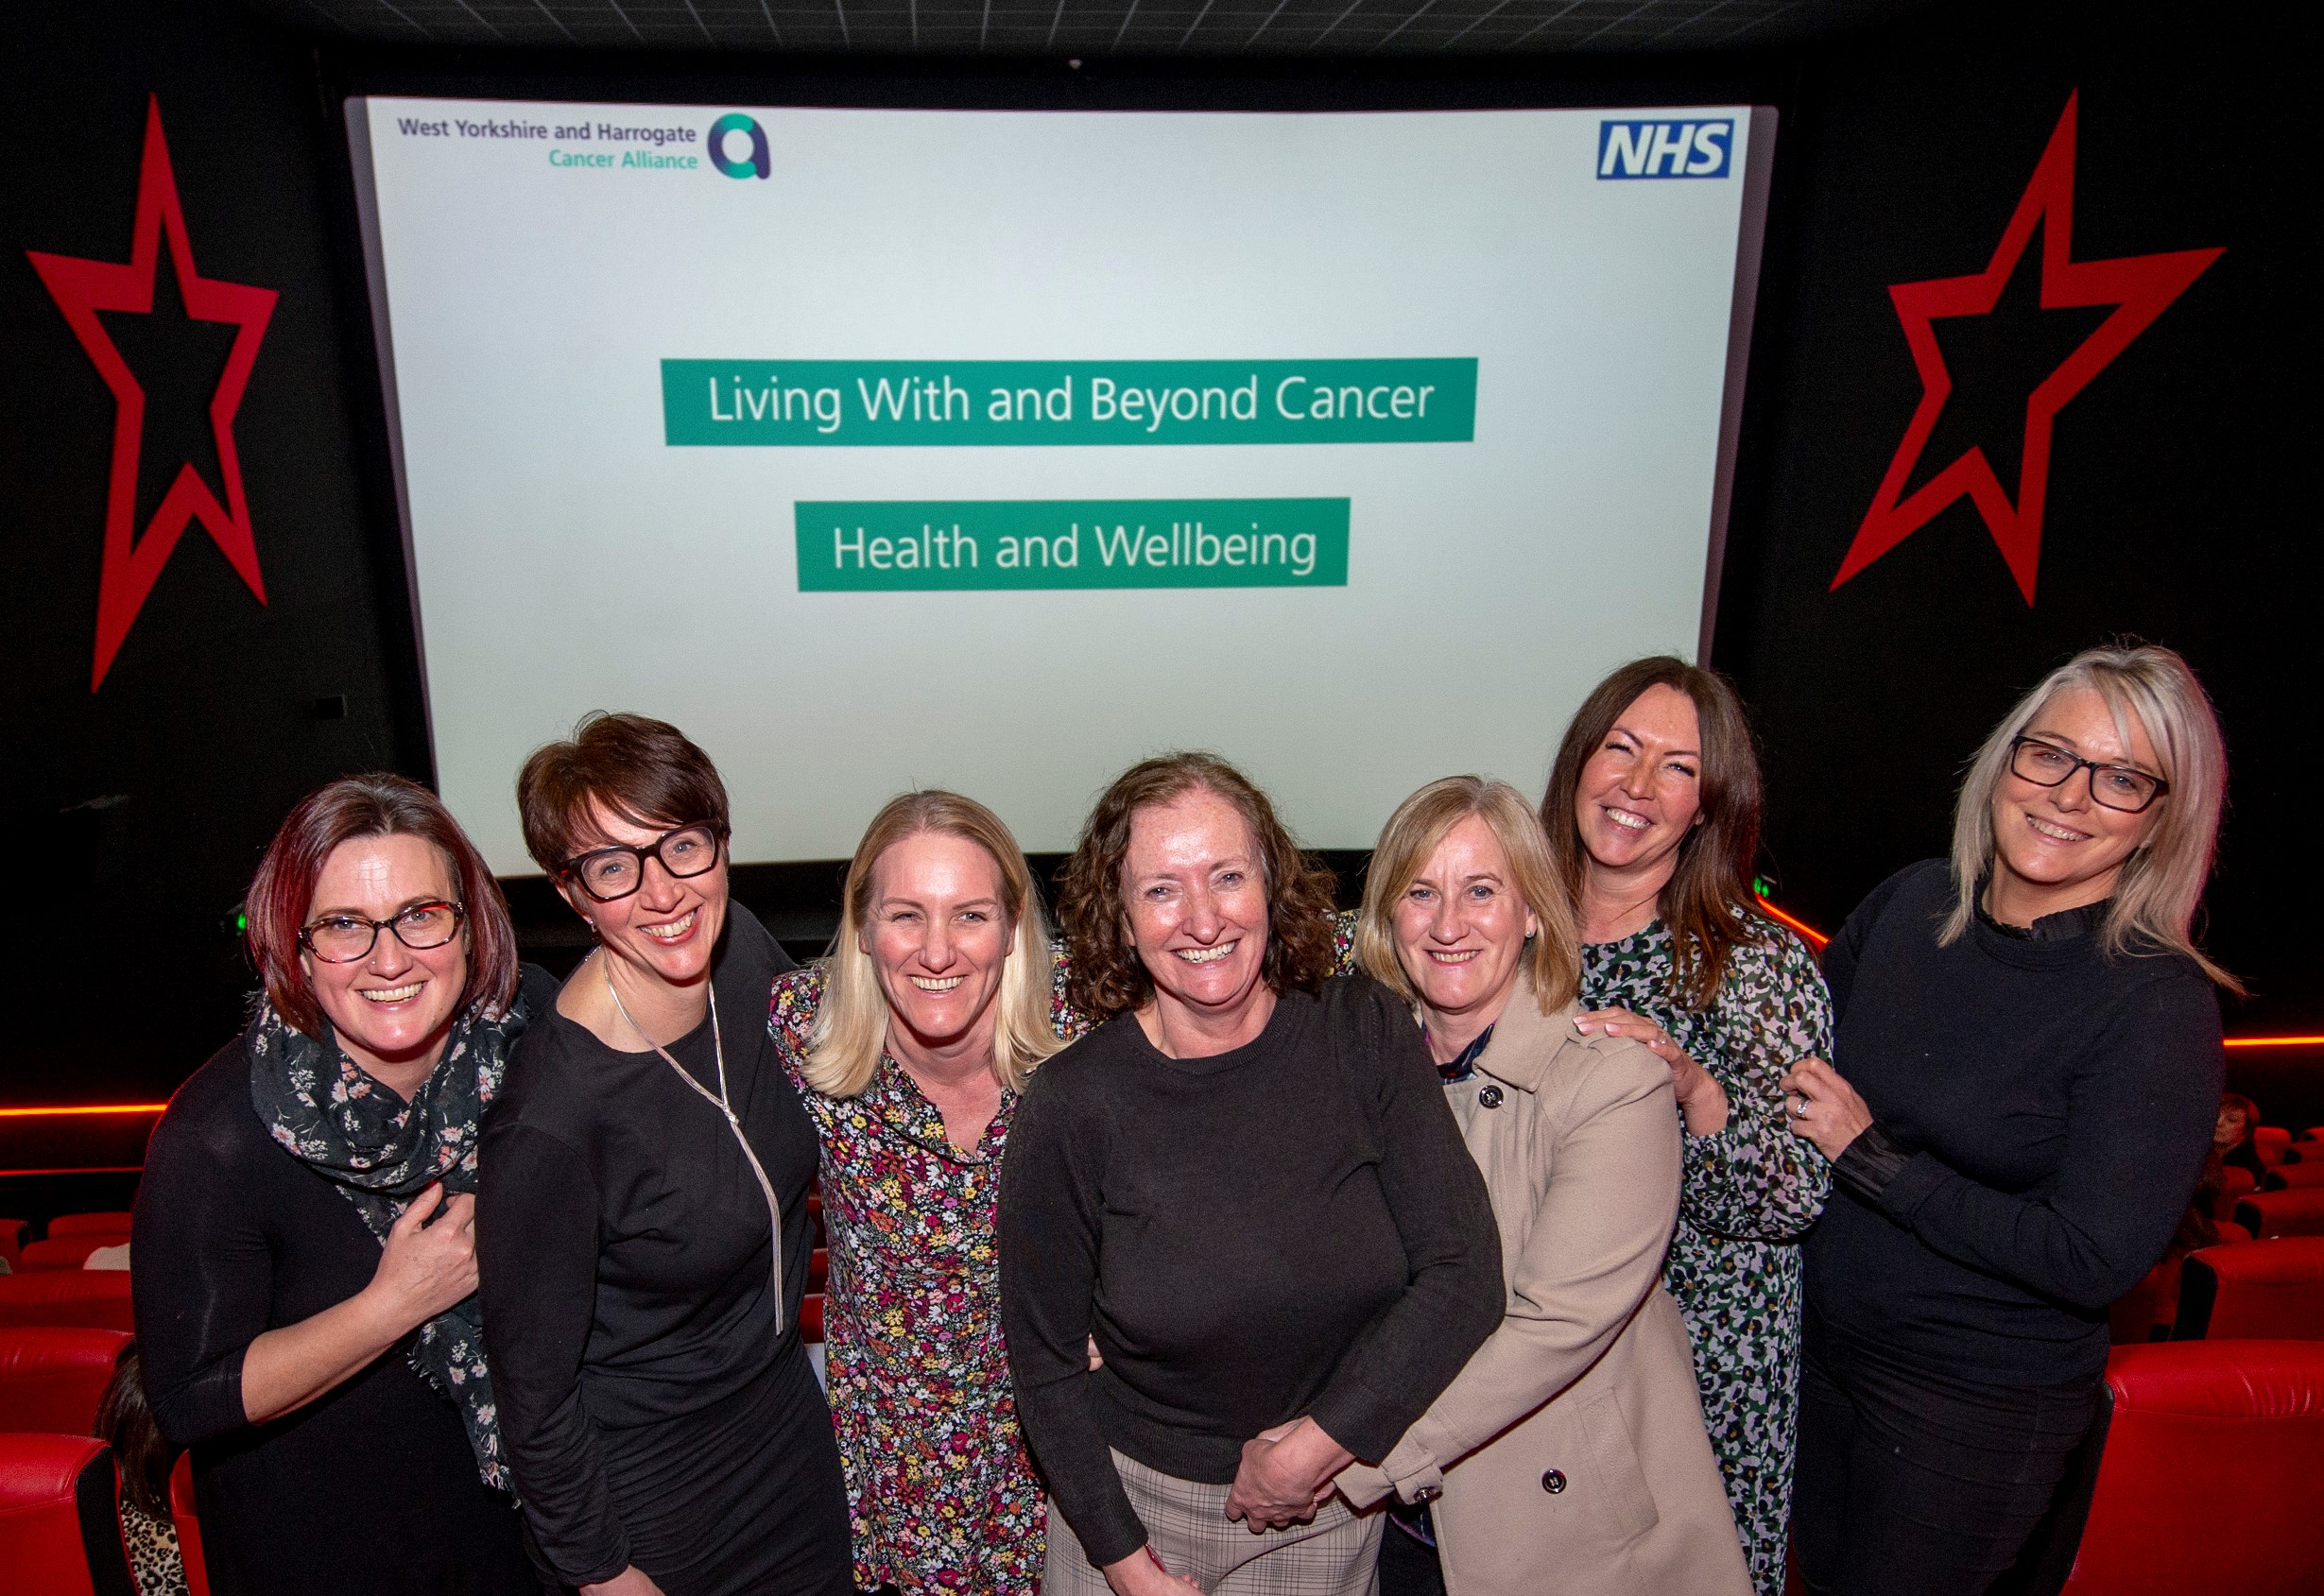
[1781, 645, 2237, 1596]
[1001, 752, 1503, 1596]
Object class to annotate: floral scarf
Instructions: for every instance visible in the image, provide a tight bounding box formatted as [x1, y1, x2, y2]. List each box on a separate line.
[247, 993, 531, 1492]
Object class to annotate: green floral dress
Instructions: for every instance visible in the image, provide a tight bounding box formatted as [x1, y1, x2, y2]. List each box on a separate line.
[1579, 920, 1832, 1596]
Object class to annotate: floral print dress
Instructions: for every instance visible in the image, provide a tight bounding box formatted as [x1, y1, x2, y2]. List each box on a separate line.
[1579, 920, 1832, 1596]
[771, 965, 1076, 1596]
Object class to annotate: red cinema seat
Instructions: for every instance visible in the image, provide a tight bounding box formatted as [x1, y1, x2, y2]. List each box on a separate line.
[809, 1247, 828, 1293]
[800, 1293, 824, 1344]
[2215, 1165, 2259, 1218]
[169, 1452, 207, 1596]
[2059, 1341, 2324, 1595]
[44, 1215, 133, 1241]
[2175, 1238, 2324, 1341]
[0, 1219, 26, 1273]
[0, 1433, 135, 1596]
[16, 1236, 130, 1273]
[2254, 1126, 2292, 1166]
[0, 1273, 136, 1332]
[2263, 1163, 2324, 1190]
[0, 1328, 133, 1435]
[2238, 1191, 2324, 1239]
[2214, 1220, 2253, 1244]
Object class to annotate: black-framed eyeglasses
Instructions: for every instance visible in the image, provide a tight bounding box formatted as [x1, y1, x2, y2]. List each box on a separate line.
[299, 901, 466, 963]
[559, 824, 726, 902]
[2007, 736, 2170, 815]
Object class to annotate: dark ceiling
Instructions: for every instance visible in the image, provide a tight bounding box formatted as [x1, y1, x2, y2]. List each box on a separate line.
[250, 0, 1933, 56]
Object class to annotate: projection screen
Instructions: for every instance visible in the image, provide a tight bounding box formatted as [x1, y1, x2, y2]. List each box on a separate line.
[348, 95, 1774, 873]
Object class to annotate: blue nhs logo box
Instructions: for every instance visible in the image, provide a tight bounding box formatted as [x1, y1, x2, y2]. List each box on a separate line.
[1597, 119, 1735, 180]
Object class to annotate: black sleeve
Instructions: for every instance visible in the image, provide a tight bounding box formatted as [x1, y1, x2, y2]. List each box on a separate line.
[1868, 973, 2224, 1311]
[131, 1086, 273, 1450]
[998, 1066, 1147, 1569]
[476, 1119, 629, 1587]
[1824, 864, 1920, 1023]
[1305, 981, 1504, 1461]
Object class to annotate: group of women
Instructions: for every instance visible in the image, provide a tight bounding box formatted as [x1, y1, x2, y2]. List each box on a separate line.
[129, 642, 2235, 1596]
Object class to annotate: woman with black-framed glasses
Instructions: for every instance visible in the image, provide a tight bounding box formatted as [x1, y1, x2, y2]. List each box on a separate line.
[478, 712, 851, 1596]
[133, 774, 545, 1596]
[1778, 644, 2240, 1596]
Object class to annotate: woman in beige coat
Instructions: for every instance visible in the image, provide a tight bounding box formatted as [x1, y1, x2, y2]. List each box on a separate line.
[1334, 777, 1751, 1596]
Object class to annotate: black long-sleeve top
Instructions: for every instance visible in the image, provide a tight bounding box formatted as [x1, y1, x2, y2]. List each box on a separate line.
[1803, 861, 2223, 1382]
[132, 983, 553, 1596]
[476, 906, 818, 1587]
[999, 973, 1505, 1569]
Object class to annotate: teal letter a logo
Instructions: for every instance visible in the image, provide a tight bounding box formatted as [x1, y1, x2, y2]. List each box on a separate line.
[708, 113, 769, 180]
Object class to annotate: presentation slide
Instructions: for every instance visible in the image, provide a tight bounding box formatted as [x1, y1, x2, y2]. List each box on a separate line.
[350, 95, 1769, 873]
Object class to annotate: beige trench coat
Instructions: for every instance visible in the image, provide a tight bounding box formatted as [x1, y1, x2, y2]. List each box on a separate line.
[1337, 970, 1752, 1596]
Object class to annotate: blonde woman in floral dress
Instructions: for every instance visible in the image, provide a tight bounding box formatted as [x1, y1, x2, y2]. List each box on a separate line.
[1543, 659, 1833, 1596]
[768, 791, 1071, 1595]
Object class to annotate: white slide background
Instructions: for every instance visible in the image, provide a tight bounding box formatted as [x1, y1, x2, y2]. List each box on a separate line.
[355, 97, 1760, 872]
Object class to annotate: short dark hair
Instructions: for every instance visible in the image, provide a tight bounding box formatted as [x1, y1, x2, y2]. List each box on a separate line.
[245, 775, 517, 1038]
[517, 712, 731, 878]
[1541, 657, 1773, 1010]
[1060, 751, 1339, 1024]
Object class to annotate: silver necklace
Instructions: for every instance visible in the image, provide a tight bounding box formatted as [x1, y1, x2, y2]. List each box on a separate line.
[603, 955, 786, 1333]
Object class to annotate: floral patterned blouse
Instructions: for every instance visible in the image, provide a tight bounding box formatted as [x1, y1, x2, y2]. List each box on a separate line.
[1579, 919, 1832, 1596]
[770, 964, 1083, 1595]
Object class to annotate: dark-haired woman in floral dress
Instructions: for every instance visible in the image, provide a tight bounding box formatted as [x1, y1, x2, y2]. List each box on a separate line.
[1545, 659, 1832, 1596]
[769, 791, 1075, 1594]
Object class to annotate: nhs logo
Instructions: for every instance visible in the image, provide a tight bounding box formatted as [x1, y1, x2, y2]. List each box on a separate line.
[1597, 119, 1735, 180]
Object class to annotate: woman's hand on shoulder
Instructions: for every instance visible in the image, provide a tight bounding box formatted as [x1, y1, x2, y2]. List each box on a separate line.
[1779, 1056, 1872, 1159]
[1574, 1008, 1730, 1136]
[362, 1183, 478, 1334]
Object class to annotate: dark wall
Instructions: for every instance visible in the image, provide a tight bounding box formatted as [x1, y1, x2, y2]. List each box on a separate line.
[1, 0, 417, 1104]
[1713, 0, 2316, 1032]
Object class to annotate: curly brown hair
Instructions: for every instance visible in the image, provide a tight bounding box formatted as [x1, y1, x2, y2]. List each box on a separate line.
[1060, 752, 1340, 1024]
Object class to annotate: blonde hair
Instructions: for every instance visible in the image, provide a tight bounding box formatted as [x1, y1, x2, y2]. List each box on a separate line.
[1943, 644, 2239, 991]
[1355, 776, 1581, 1016]
[803, 791, 1064, 1097]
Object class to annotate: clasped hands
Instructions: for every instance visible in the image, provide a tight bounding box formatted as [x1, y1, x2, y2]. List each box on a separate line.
[1224, 1416, 1352, 1533]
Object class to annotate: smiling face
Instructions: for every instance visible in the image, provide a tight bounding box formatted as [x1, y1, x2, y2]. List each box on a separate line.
[861, 830, 1013, 1058]
[559, 799, 729, 992]
[1988, 685, 2163, 921]
[1391, 814, 1539, 1035]
[1575, 683, 1706, 892]
[301, 832, 471, 1086]
[1121, 788, 1272, 1022]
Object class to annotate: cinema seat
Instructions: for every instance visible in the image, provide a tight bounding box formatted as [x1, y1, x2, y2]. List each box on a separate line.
[2174, 1239, 2324, 1341]
[0, 1273, 136, 1333]
[2215, 1165, 2259, 1217]
[15, 1236, 130, 1273]
[0, 1433, 135, 1596]
[800, 1293, 824, 1344]
[43, 1215, 133, 1241]
[0, 1328, 132, 1435]
[2238, 1191, 2324, 1238]
[2215, 1220, 2253, 1244]
[809, 1247, 828, 1293]
[2254, 1126, 2292, 1166]
[2059, 1341, 2324, 1595]
[2262, 1163, 2324, 1190]
[169, 1453, 207, 1596]
[0, 1220, 26, 1273]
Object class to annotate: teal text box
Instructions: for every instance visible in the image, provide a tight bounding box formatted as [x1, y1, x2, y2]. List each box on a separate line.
[666, 360, 1474, 446]
[796, 500, 1350, 590]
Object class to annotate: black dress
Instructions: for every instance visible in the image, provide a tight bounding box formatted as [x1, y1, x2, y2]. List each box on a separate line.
[134, 996, 547, 1596]
[477, 906, 851, 1596]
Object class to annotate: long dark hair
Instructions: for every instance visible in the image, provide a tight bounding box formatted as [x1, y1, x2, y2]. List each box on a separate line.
[95, 1343, 174, 1519]
[1541, 657, 1772, 1009]
[1061, 751, 1340, 1024]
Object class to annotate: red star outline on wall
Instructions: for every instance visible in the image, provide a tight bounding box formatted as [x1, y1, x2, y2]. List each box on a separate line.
[26, 95, 278, 691]
[1831, 92, 2221, 605]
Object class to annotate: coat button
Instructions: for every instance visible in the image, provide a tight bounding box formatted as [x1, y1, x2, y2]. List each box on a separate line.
[1415, 1484, 1441, 1502]
[1479, 1085, 1504, 1108]
[1541, 1469, 1566, 1495]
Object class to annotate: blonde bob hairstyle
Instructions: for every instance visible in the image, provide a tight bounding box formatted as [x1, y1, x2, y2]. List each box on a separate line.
[1355, 776, 1582, 1017]
[1944, 643, 2240, 992]
[802, 790, 1064, 1098]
